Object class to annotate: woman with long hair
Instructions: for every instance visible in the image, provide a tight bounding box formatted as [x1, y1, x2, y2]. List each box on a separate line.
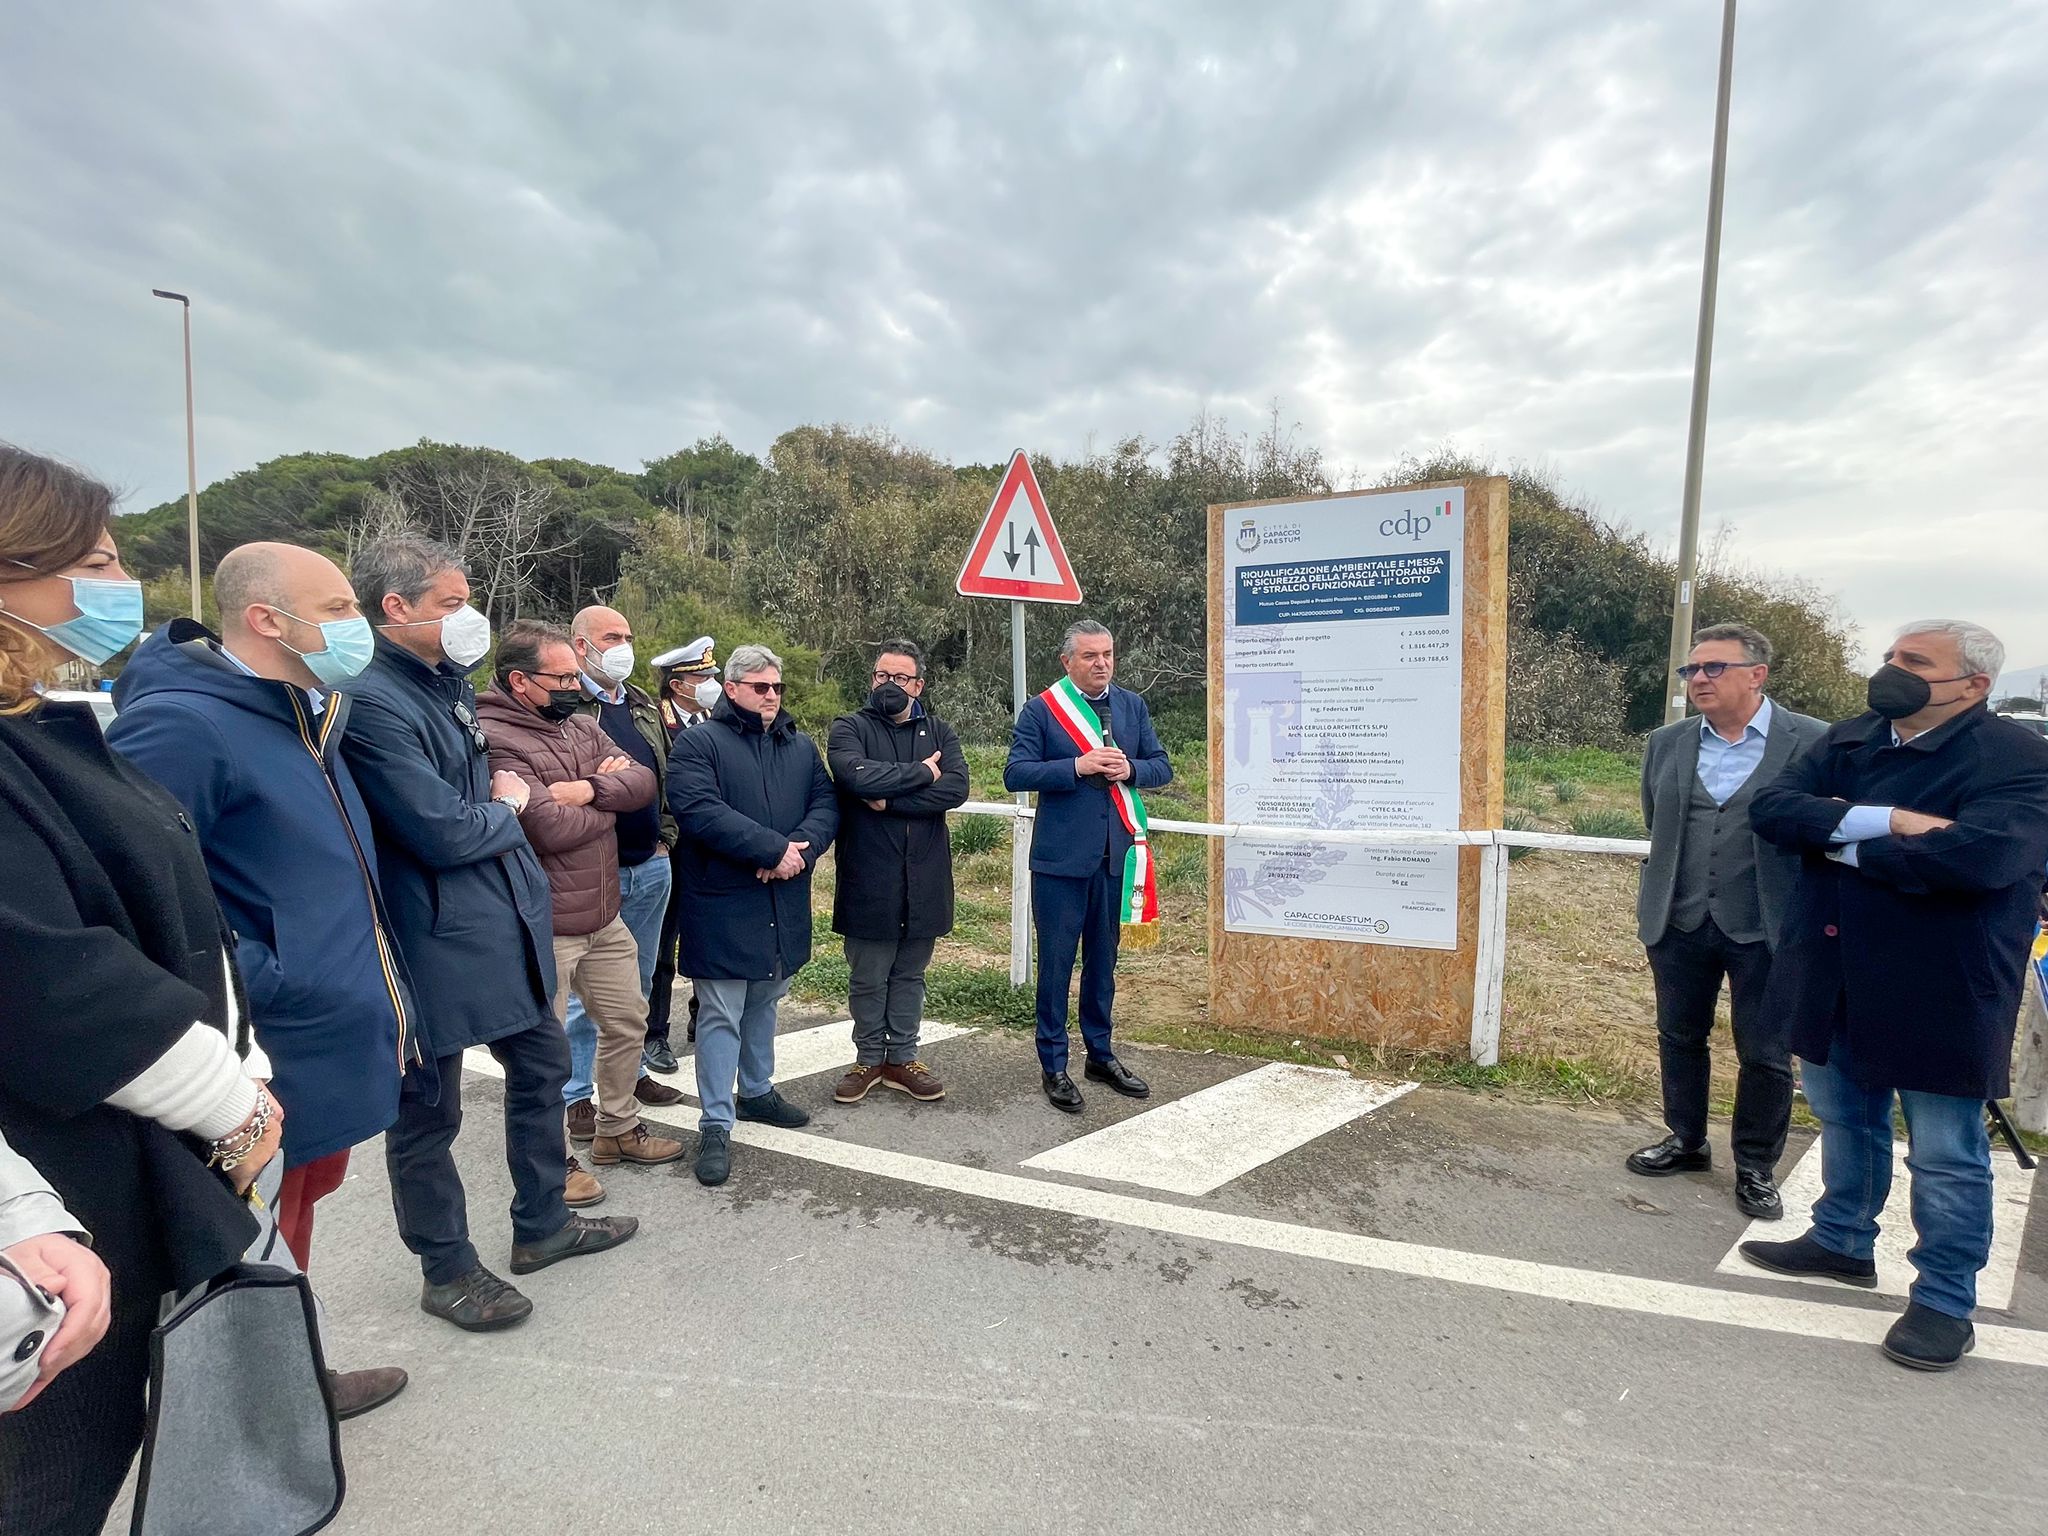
[0, 444, 284, 1534]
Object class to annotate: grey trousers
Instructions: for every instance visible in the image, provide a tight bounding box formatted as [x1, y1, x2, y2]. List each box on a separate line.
[844, 935, 936, 1066]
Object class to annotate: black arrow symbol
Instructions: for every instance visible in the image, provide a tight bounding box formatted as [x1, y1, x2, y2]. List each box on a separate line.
[1004, 523, 1020, 570]
[1024, 526, 1040, 575]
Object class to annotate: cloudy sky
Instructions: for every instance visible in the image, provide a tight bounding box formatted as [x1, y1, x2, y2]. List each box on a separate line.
[5, 1, 2044, 678]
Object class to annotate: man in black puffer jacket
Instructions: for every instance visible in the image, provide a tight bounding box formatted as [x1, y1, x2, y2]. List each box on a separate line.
[665, 643, 838, 1187]
[826, 639, 969, 1106]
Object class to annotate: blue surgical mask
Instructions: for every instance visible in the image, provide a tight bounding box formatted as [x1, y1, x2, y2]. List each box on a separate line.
[0, 574, 146, 665]
[271, 608, 375, 686]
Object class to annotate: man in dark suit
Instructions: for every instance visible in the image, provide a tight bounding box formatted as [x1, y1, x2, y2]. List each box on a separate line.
[344, 537, 636, 1333]
[1005, 620, 1172, 1114]
[1742, 620, 2048, 1371]
[1629, 623, 1828, 1219]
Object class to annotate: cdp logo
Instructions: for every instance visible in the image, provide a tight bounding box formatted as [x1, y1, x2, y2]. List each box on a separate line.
[1378, 508, 1436, 542]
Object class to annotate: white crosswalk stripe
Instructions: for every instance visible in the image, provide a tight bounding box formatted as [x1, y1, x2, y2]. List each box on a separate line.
[1714, 1139, 2037, 1310]
[462, 1016, 974, 1094]
[1021, 1062, 1416, 1196]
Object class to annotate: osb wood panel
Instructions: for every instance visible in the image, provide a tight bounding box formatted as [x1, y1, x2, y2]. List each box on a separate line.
[1206, 477, 1508, 1051]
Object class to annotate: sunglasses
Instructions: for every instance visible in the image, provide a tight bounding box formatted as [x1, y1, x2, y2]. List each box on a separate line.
[451, 699, 489, 754]
[739, 680, 786, 696]
[1676, 661, 1757, 681]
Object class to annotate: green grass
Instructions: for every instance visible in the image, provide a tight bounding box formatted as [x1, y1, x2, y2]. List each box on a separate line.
[1500, 807, 1541, 862]
[1550, 778, 1582, 804]
[950, 811, 1005, 856]
[1565, 805, 1648, 841]
[1507, 743, 1642, 790]
[1157, 837, 1210, 892]
[1504, 770, 1541, 807]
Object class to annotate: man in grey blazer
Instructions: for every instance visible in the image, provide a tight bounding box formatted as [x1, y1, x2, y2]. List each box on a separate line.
[1629, 622, 1828, 1219]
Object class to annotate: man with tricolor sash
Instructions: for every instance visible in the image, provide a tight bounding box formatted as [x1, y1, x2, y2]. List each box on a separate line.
[1005, 620, 1172, 1114]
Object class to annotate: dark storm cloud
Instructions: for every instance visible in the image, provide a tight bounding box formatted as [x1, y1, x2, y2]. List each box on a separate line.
[2, 0, 2041, 668]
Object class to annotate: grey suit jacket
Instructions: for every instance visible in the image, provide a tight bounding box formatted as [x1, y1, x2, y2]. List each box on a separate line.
[1636, 700, 1829, 949]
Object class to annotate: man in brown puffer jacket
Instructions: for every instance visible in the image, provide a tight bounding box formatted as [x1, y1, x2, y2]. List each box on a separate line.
[476, 622, 685, 1188]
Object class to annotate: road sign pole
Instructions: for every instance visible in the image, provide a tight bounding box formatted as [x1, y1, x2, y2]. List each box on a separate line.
[1009, 599, 1033, 987]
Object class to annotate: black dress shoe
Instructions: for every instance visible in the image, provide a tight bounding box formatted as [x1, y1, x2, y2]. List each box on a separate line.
[643, 1040, 680, 1075]
[1735, 1167, 1783, 1221]
[420, 1266, 532, 1332]
[1738, 1231, 1879, 1288]
[1084, 1056, 1150, 1099]
[509, 1214, 639, 1276]
[1882, 1302, 1975, 1372]
[1043, 1071, 1084, 1114]
[1625, 1135, 1712, 1176]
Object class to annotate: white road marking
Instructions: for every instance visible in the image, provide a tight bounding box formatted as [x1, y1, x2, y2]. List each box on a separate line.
[463, 1017, 974, 1093]
[1715, 1138, 2037, 1310]
[1021, 1062, 1416, 1195]
[456, 1057, 2048, 1368]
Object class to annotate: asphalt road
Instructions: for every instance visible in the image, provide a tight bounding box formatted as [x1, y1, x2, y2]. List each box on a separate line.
[168, 1015, 2048, 1535]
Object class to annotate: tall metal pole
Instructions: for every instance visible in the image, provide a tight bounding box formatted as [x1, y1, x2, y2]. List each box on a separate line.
[152, 289, 202, 618]
[1662, 0, 1738, 725]
[1009, 599, 1034, 986]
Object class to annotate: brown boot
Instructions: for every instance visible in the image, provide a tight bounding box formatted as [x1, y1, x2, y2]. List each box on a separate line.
[566, 1099, 597, 1143]
[591, 1124, 686, 1167]
[881, 1061, 945, 1101]
[834, 1063, 884, 1103]
[564, 1156, 606, 1208]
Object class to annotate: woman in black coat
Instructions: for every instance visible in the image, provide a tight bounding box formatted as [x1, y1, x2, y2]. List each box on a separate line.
[0, 447, 283, 1535]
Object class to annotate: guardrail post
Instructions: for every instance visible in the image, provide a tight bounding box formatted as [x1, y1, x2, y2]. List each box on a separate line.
[1469, 839, 1509, 1066]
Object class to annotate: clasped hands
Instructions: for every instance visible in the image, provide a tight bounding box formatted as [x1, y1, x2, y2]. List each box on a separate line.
[1075, 746, 1132, 782]
[756, 839, 810, 882]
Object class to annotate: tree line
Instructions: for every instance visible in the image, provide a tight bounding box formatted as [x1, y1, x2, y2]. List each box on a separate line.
[114, 414, 1867, 745]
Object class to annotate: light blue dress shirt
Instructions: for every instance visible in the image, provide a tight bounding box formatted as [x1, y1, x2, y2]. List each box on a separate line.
[1695, 695, 1774, 805]
[1826, 725, 1901, 867]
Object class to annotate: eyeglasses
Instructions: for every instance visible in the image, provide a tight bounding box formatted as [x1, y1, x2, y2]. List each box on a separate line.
[524, 671, 581, 688]
[450, 699, 488, 754]
[1676, 661, 1757, 681]
[871, 670, 920, 687]
[740, 680, 786, 696]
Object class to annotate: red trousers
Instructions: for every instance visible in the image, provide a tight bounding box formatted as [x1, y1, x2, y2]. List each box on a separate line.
[274, 1149, 351, 1270]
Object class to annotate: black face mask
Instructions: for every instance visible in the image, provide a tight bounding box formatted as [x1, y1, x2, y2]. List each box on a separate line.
[870, 682, 910, 716]
[538, 688, 583, 722]
[1866, 664, 1971, 720]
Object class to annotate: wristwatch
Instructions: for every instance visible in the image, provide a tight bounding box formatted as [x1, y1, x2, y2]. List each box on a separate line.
[492, 791, 528, 813]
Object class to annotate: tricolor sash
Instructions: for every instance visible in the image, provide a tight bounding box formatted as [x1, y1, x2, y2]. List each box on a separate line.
[1041, 677, 1159, 945]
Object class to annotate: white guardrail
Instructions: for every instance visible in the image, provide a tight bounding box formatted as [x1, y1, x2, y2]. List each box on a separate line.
[949, 799, 1651, 1072]
[950, 799, 2048, 1134]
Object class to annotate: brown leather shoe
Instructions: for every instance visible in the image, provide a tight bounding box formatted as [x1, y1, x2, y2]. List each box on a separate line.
[420, 1266, 531, 1331]
[635, 1075, 685, 1107]
[590, 1124, 686, 1166]
[329, 1366, 408, 1421]
[881, 1061, 945, 1101]
[566, 1099, 596, 1143]
[564, 1156, 606, 1208]
[834, 1063, 884, 1103]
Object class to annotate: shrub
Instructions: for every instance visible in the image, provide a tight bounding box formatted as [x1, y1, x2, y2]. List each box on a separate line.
[1566, 806, 1648, 842]
[950, 810, 1005, 856]
[1551, 779, 1583, 804]
[1501, 806, 1542, 862]
[1504, 769, 1541, 807]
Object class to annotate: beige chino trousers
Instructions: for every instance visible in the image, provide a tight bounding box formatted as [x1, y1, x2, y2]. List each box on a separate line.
[552, 916, 649, 1140]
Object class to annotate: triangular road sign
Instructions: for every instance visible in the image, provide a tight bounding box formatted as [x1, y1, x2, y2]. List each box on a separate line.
[956, 449, 1083, 604]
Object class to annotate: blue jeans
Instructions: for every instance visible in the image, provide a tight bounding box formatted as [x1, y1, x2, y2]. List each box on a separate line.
[692, 974, 790, 1131]
[1802, 1036, 1993, 1320]
[563, 854, 672, 1105]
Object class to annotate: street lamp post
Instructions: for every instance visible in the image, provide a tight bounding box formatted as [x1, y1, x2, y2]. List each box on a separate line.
[1661, 0, 1738, 725]
[151, 288, 202, 619]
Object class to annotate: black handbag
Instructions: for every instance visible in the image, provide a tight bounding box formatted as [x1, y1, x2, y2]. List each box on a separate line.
[130, 1263, 344, 1536]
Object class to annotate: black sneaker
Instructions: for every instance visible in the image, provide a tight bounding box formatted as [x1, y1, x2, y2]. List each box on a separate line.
[1881, 1302, 1976, 1372]
[420, 1266, 532, 1332]
[643, 1040, 680, 1075]
[696, 1125, 731, 1186]
[508, 1214, 639, 1276]
[736, 1088, 811, 1129]
[1738, 1231, 1879, 1288]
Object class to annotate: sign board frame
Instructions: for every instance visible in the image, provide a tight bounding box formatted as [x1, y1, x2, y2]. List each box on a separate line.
[1206, 476, 1508, 1051]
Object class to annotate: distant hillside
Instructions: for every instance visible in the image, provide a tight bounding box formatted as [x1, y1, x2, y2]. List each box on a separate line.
[114, 420, 1866, 743]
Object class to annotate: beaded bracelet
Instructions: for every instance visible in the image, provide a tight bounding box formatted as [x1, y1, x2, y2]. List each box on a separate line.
[208, 1090, 274, 1172]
